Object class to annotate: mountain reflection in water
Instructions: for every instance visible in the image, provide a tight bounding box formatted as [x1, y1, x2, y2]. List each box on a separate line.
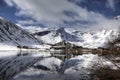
[0, 51, 119, 80]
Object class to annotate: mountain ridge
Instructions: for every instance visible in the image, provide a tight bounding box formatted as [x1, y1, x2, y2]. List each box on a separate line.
[27, 27, 119, 48]
[0, 16, 49, 50]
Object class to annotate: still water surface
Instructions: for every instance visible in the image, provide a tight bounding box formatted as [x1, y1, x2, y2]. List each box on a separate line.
[0, 50, 119, 80]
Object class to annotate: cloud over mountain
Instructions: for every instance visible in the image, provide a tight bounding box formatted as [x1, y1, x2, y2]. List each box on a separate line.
[4, 0, 120, 30]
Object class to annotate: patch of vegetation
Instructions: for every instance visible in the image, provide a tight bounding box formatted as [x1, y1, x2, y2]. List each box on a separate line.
[92, 68, 120, 80]
[51, 41, 120, 54]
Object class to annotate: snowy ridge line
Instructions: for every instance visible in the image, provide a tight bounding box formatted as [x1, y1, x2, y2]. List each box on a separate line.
[0, 16, 51, 50]
[27, 26, 119, 48]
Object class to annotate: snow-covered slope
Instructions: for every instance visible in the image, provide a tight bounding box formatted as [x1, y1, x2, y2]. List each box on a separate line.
[34, 27, 79, 44]
[0, 17, 50, 50]
[72, 29, 118, 48]
[27, 26, 118, 48]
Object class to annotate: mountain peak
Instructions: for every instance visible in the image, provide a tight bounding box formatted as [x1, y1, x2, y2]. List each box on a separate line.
[57, 27, 66, 33]
[0, 16, 7, 23]
[114, 15, 120, 20]
[0, 16, 5, 20]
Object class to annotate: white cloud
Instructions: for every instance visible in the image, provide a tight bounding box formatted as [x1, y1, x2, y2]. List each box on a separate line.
[91, 19, 120, 30]
[4, 0, 14, 6]
[4, 0, 120, 31]
[5, 0, 77, 24]
[17, 20, 35, 25]
[106, 0, 115, 10]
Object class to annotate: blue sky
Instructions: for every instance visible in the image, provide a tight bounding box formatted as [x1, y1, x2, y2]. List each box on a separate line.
[0, 0, 120, 30]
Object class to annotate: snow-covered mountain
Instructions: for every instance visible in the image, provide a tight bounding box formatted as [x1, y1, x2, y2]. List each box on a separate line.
[20, 15, 120, 49]
[114, 15, 120, 20]
[0, 17, 49, 50]
[26, 26, 118, 48]
[33, 27, 80, 44]
[71, 29, 118, 48]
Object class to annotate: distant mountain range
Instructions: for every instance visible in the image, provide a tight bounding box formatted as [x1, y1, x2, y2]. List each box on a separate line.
[24, 26, 118, 48]
[0, 16, 120, 50]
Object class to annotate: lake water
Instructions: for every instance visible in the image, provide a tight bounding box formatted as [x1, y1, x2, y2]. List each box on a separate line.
[0, 50, 120, 80]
